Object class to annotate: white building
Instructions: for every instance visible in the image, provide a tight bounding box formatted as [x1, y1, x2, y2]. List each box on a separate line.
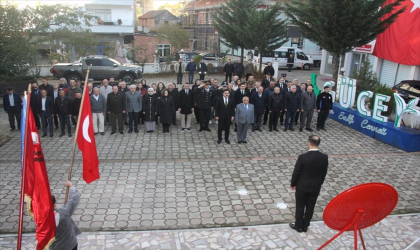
[320, 41, 420, 87]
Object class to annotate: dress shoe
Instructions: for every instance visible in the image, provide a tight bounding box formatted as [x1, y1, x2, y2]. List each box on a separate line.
[217, 140, 222, 144]
[284, 128, 287, 132]
[252, 129, 256, 132]
[94, 132, 98, 135]
[306, 128, 313, 131]
[10, 128, 15, 131]
[100, 132, 105, 135]
[205, 128, 211, 132]
[134, 130, 139, 133]
[199, 129, 204, 132]
[42, 134, 47, 138]
[128, 130, 133, 133]
[59, 133, 65, 137]
[241, 141, 246, 144]
[299, 128, 303, 132]
[269, 129, 273, 132]
[289, 223, 303, 233]
[238, 141, 243, 144]
[316, 128, 320, 131]
[303, 227, 308, 232]
[111, 132, 116, 134]
[68, 134, 72, 137]
[225, 140, 230, 144]
[256, 128, 262, 132]
[321, 128, 327, 131]
[273, 128, 279, 132]
[289, 128, 295, 131]
[120, 131, 124, 134]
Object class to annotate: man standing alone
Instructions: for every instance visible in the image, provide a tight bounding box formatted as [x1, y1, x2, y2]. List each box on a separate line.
[3, 87, 22, 131]
[186, 58, 196, 84]
[316, 86, 333, 131]
[290, 135, 328, 233]
[215, 90, 235, 144]
[235, 96, 254, 144]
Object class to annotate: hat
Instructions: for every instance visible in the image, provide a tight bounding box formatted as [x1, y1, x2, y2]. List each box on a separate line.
[281, 73, 287, 77]
[205, 82, 210, 85]
[88, 78, 94, 82]
[6, 86, 13, 91]
[75, 89, 82, 93]
[221, 82, 228, 87]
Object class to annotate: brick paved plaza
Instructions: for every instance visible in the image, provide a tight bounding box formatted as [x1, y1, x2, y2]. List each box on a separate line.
[0, 71, 419, 249]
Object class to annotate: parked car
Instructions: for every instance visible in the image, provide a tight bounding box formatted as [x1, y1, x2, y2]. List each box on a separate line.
[175, 52, 199, 61]
[199, 53, 226, 61]
[50, 55, 143, 84]
[392, 80, 420, 107]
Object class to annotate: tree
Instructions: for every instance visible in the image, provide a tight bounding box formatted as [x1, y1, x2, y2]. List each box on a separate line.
[285, 0, 405, 91]
[239, 3, 289, 72]
[157, 24, 190, 54]
[212, 0, 259, 62]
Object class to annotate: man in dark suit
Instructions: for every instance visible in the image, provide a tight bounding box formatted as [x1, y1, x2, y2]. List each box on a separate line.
[233, 83, 251, 132]
[39, 78, 54, 98]
[3, 86, 22, 131]
[178, 83, 194, 132]
[215, 89, 235, 144]
[223, 59, 235, 83]
[290, 135, 328, 233]
[316, 86, 333, 131]
[284, 85, 301, 132]
[250, 86, 266, 132]
[261, 73, 273, 90]
[263, 62, 275, 77]
[107, 85, 126, 134]
[167, 83, 179, 125]
[31, 82, 41, 129]
[194, 82, 214, 131]
[37, 89, 54, 137]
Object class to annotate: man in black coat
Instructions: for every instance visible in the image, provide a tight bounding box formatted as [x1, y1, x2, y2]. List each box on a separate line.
[233, 83, 251, 132]
[290, 135, 328, 233]
[178, 83, 194, 131]
[107, 86, 126, 134]
[31, 82, 41, 129]
[250, 86, 266, 132]
[167, 83, 179, 125]
[316, 86, 333, 131]
[54, 89, 72, 137]
[223, 59, 235, 83]
[3, 86, 22, 131]
[37, 89, 54, 137]
[268, 86, 283, 132]
[39, 78, 54, 98]
[194, 82, 214, 131]
[261, 73, 273, 90]
[263, 62, 275, 76]
[287, 54, 294, 72]
[215, 89, 235, 144]
[284, 85, 301, 131]
[234, 59, 245, 80]
[197, 59, 208, 81]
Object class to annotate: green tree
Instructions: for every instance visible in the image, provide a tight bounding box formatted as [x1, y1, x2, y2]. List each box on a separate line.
[157, 24, 189, 54]
[352, 59, 380, 98]
[285, 0, 405, 91]
[212, 0, 259, 62]
[239, 3, 289, 73]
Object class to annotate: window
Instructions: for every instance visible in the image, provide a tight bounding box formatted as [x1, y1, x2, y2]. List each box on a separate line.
[275, 52, 288, 58]
[86, 8, 111, 22]
[85, 59, 101, 66]
[101, 60, 116, 66]
[157, 44, 171, 57]
[296, 52, 308, 60]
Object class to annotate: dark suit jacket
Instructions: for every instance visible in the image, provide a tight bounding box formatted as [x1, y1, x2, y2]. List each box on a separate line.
[36, 96, 54, 116]
[107, 92, 126, 113]
[39, 84, 54, 98]
[3, 93, 22, 113]
[250, 91, 267, 115]
[214, 96, 235, 119]
[178, 89, 194, 114]
[291, 150, 328, 193]
[234, 89, 251, 106]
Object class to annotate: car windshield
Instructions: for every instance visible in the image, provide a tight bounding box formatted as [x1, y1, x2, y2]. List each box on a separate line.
[399, 83, 420, 94]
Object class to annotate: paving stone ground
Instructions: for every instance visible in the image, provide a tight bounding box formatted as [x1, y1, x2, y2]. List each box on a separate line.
[0, 71, 419, 243]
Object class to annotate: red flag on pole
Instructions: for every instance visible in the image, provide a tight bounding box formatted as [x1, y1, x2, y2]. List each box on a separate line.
[76, 89, 100, 184]
[23, 102, 56, 250]
[373, 0, 420, 65]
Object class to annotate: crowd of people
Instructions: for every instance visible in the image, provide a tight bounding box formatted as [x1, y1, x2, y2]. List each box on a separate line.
[3, 69, 333, 143]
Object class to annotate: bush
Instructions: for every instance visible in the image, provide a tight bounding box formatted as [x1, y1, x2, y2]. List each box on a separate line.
[368, 83, 396, 117]
[352, 59, 380, 98]
[193, 55, 202, 65]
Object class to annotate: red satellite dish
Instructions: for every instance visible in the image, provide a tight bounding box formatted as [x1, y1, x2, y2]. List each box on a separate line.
[319, 183, 398, 250]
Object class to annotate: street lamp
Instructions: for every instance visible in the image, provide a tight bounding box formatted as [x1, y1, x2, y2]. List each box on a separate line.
[274, 53, 278, 61]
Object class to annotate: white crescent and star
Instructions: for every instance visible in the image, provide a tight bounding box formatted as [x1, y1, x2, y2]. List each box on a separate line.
[411, 0, 420, 13]
[82, 115, 92, 143]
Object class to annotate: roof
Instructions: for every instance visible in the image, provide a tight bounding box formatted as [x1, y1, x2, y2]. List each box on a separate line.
[138, 10, 168, 19]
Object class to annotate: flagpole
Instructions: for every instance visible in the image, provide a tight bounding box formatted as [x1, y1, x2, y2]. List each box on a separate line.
[65, 68, 91, 204]
[17, 84, 32, 250]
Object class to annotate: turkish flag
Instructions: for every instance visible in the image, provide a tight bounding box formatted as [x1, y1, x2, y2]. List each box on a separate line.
[76, 90, 100, 184]
[22, 100, 56, 250]
[373, 0, 420, 65]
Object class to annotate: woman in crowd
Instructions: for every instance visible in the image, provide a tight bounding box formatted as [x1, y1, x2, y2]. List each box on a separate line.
[140, 79, 149, 90]
[137, 83, 147, 124]
[142, 88, 158, 133]
[192, 79, 201, 124]
[158, 90, 175, 133]
[156, 82, 166, 97]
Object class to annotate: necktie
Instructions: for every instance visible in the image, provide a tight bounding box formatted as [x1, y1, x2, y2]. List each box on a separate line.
[242, 90, 244, 95]
[259, 94, 261, 98]
[186, 90, 188, 95]
[245, 105, 248, 112]
[225, 98, 227, 107]
[309, 93, 311, 99]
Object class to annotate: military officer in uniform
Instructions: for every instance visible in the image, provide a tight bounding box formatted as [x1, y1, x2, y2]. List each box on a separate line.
[194, 82, 214, 132]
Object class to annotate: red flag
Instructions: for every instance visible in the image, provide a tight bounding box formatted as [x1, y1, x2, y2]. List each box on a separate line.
[76, 90, 100, 183]
[23, 104, 56, 250]
[373, 0, 420, 65]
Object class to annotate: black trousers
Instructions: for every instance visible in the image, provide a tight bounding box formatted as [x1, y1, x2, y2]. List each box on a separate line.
[177, 72, 183, 85]
[33, 110, 41, 128]
[294, 190, 319, 230]
[41, 112, 53, 136]
[280, 110, 286, 124]
[58, 114, 72, 135]
[285, 110, 297, 129]
[225, 73, 232, 83]
[317, 110, 329, 129]
[128, 111, 140, 131]
[245, 73, 252, 81]
[162, 123, 170, 132]
[288, 64, 293, 72]
[194, 107, 200, 122]
[269, 111, 280, 130]
[253, 112, 263, 130]
[218, 118, 231, 140]
[294, 111, 301, 123]
[7, 107, 21, 130]
[263, 109, 269, 124]
[199, 108, 211, 129]
[199, 74, 205, 80]
[110, 112, 124, 132]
